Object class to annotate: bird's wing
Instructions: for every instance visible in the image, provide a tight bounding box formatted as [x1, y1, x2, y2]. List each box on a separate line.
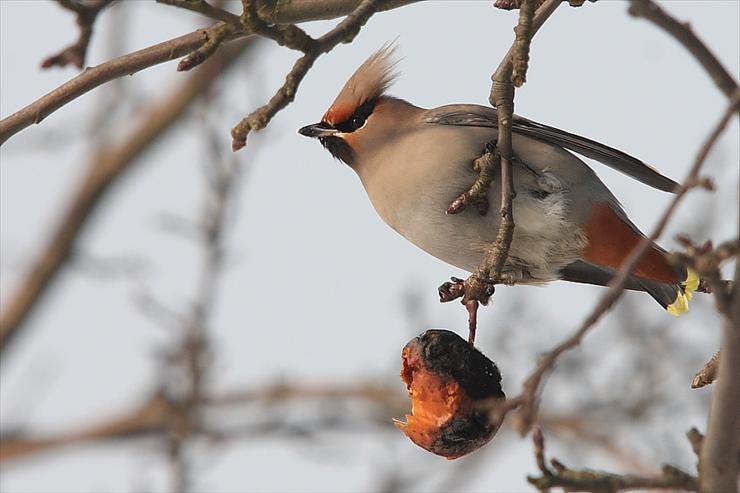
[423, 105, 679, 193]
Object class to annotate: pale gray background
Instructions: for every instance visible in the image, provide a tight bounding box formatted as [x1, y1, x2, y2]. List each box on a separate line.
[1, 0, 738, 491]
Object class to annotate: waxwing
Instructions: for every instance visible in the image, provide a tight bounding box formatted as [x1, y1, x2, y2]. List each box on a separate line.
[299, 45, 699, 315]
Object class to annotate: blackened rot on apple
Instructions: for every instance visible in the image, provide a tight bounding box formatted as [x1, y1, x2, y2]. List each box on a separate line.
[395, 329, 506, 459]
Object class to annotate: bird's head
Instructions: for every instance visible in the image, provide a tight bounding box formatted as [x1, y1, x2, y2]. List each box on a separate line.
[299, 43, 416, 167]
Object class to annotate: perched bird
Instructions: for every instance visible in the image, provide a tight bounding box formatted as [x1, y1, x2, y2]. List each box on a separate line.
[299, 45, 698, 314]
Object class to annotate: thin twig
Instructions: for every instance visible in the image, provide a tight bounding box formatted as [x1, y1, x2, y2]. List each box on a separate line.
[156, 0, 242, 25]
[0, 42, 254, 356]
[528, 428, 699, 493]
[0, 0, 419, 146]
[628, 0, 740, 103]
[446, 149, 499, 216]
[1, 29, 218, 146]
[177, 23, 236, 71]
[511, 0, 536, 87]
[240, 0, 316, 51]
[687, 427, 704, 461]
[41, 0, 115, 69]
[0, 382, 404, 463]
[673, 238, 738, 390]
[161, 109, 244, 492]
[493, 90, 740, 436]
[438, 0, 561, 345]
[483, 0, 560, 282]
[230, 0, 382, 150]
[174, 0, 316, 72]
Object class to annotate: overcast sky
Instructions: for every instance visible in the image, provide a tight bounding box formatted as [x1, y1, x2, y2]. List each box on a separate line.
[1, 1, 738, 491]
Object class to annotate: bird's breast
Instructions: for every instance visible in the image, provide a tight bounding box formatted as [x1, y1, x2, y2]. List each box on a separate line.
[355, 125, 588, 281]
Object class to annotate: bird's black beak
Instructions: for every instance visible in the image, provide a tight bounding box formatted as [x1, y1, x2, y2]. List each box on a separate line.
[298, 121, 338, 138]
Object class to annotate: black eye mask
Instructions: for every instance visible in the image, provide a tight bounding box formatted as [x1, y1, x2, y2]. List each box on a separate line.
[334, 98, 377, 133]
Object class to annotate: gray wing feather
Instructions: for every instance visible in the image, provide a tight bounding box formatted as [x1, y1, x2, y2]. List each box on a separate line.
[424, 106, 679, 193]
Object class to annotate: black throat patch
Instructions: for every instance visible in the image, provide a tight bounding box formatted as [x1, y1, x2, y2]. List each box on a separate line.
[319, 136, 355, 166]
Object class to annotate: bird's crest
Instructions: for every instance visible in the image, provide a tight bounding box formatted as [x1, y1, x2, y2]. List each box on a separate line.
[323, 43, 400, 126]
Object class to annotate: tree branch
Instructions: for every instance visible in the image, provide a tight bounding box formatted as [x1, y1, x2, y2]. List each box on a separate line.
[0, 42, 254, 356]
[628, 0, 740, 103]
[438, 0, 561, 345]
[156, 0, 242, 25]
[230, 0, 383, 150]
[41, 0, 115, 70]
[492, 89, 740, 436]
[699, 251, 739, 492]
[0, 382, 404, 463]
[0, 0, 419, 146]
[528, 428, 699, 493]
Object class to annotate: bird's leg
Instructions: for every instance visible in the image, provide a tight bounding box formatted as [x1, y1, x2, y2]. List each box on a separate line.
[446, 143, 500, 216]
[438, 275, 496, 345]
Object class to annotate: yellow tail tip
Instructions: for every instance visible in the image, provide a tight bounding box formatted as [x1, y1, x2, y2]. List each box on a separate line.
[683, 268, 700, 301]
[667, 291, 690, 316]
[668, 268, 700, 315]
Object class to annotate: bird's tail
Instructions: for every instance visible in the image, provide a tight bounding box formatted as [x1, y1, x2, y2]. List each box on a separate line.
[560, 261, 701, 315]
[578, 203, 703, 315]
[635, 268, 700, 315]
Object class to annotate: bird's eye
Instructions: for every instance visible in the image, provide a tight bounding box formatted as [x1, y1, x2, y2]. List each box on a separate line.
[351, 115, 366, 129]
[335, 98, 377, 133]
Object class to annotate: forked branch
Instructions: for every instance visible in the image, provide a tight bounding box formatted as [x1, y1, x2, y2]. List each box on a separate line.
[230, 0, 382, 150]
[0, 0, 419, 146]
[439, 0, 562, 345]
[489, 90, 740, 437]
[528, 428, 699, 492]
[41, 0, 115, 69]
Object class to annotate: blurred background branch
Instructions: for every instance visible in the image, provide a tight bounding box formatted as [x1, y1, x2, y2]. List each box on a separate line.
[0, 40, 255, 356]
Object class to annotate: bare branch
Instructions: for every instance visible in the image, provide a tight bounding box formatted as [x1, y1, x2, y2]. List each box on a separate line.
[438, 0, 561, 344]
[156, 0, 242, 25]
[528, 428, 699, 493]
[177, 22, 237, 71]
[230, 0, 383, 150]
[673, 238, 738, 391]
[0, 0, 419, 146]
[699, 254, 739, 492]
[492, 90, 740, 436]
[511, 0, 536, 87]
[240, 0, 316, 51]
[0, 394, 175, 463]
[0, 382, 403, 463]
[687, 427, 704, 461]
[1, 29, 215, 146]
[446, 148, 499, 216]
[0, 42, 254, 356]
[628, 0, 740, 103]
[41, 0, 115, 69]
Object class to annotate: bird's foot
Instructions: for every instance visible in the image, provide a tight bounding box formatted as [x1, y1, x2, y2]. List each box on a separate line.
[438, 275, 496, 345]
[446, 146, 500, 216]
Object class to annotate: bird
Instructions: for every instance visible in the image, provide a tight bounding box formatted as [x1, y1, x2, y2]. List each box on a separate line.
[298, 45, 699, 315]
